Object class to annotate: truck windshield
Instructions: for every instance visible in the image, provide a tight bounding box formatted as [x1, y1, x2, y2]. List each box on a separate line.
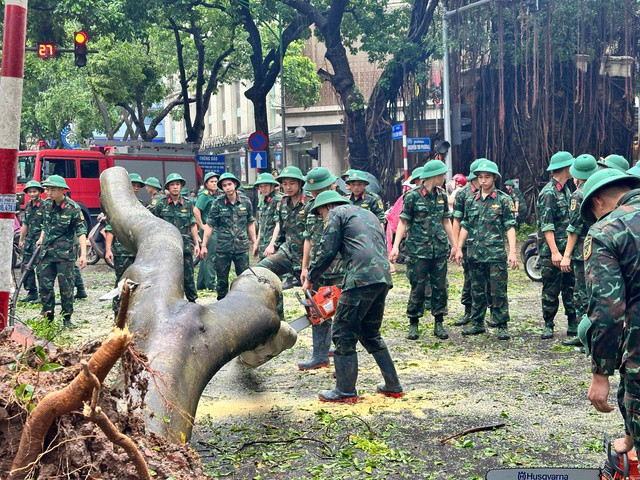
[17, 155, 36, 183]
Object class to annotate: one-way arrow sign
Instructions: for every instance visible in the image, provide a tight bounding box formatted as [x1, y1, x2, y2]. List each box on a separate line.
[250, 150, 267, 169]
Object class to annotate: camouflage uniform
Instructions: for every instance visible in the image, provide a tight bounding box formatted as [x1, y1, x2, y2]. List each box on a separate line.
[148, 191, 166, 209]
[105, 221, 136, 313]
[400, 186, 451, 321]
[453, 183, 479, 312]
[149, 196, 198, 302]
[206, 194, 255, 300]
[21, 198, 44, 297]
[461, 190, 516, 330]
[537, 179, 576, 332]
[195, 189, 224, 290]
[566, 186, 589, 320]
[38, 196, 87, 319]
[509, 187, 527, 225]
[257, 190, 283, 260]
[347, 191, 386, 224]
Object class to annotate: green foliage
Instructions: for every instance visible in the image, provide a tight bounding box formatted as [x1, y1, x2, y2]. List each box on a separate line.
[516, 222, 537, 242]
[283, 41, 321, 108]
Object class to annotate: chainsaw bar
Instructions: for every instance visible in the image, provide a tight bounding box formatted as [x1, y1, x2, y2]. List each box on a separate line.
[289, 315, 312, 333]
[486, 467, 602, 480]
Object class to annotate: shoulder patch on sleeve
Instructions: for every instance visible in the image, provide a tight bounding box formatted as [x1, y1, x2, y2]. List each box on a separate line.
[583, 235, 592, 260]
[570, 198, 577, 211]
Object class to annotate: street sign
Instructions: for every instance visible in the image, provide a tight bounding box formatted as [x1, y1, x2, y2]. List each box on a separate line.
[196, 154, 226, 174]
[407, 137, 431, 153]
[392, 123, 403, 140]
[248, 131, 269, 151]
[250, 151, 267, 169]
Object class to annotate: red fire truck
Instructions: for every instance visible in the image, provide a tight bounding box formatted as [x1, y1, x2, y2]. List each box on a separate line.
[16, 141, 203, 228]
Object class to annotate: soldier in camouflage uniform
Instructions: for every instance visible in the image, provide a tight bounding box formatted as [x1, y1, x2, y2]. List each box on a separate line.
[344, 170, 386, 224]
[455, 160, 518, 340]
[298, 167, 343, 370]
[201, 173, 257, 300]
[504, 180, 527, 227]
[390, 160, 456, 341]
[304, 190, 403, 403]
[145, 177, 165, 207]
[194, 172, 223, 290]
[598, 154, 629, 173]
[253, 173, 283, 261]
[18, 181, 45, 303]
[149, 173, 201, 302]
[559, 154, 599, 346]
[537, 151, 576, 340]
[579, 168, 640, 454]
[36, 175, 87, 326]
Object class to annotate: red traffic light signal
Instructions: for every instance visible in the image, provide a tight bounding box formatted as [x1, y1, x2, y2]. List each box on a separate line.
[74, 31, 87, 45]
[74, 31, 88, 67]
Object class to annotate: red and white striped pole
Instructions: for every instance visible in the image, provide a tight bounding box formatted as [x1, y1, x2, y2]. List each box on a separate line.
[0, 0, 28, 331]
[402, 122, 409, 180]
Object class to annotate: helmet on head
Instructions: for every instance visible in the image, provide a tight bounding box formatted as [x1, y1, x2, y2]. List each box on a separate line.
[304, 167, 337, 191]
[164, 173, 187, 189]
[453, 174, 467, 187]
[218, 172, 241, 188]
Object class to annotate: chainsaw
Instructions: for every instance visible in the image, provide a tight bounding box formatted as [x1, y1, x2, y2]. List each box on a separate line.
[288, 286, 341, 332]
[485, 434, 639, 479]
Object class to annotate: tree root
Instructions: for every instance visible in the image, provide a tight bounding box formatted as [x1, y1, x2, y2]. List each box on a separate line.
[439, 423, 506, 445]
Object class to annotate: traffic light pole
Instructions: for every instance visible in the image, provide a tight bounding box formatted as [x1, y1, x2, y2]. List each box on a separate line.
[0, 0, 28, 331]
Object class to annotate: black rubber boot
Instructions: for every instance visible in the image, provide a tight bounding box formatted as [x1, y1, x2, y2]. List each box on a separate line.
[566, 315, 578, 337]
[298, 322, 331, 371]
[454, 306, 471, 326]
[462, 321, 486, 336]
[487, 309, 499, 328]
[407, 318, 419, 340]
[372, 349, 404, 398]
[540, 320, 554, 340]
[318, 353, 358, 403]
[562, 336, 582, 346]
[433, 316, 449, 340]
[75, 287, 88, 299]
[20, 291, 39, 303]
[62, 313, 74, 328]
[43, 312, 54, 324]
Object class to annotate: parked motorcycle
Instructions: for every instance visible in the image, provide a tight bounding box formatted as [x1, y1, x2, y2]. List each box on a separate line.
[521, 233, 542, 282]
[88, 214, 114, 268]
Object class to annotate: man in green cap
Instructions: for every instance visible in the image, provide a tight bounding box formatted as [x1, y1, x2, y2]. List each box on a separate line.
[579, 168, 640, 454]
[340, 169, 355, 195]
[390, 160, 456, 340]
[303, 190, 403, 403]
[537, 151, 576, 340]
[194, 172, 223, 290]
[344, 170, 386, 224]
[105, 173, 147, 314]
[559, 154, 599, 346]
[455, 160, 518, 340]
[298, 167, 343, 370]
[598, 154, 629, 173]
[145, 177, 165, 207]
[149, 173, 201, 302]
[36, 175, 87, 326]
[18, 181, 45, 303]
[504, 180, 527, 227]
[201, 173, 257, 300]
[253, 173, 283, 261]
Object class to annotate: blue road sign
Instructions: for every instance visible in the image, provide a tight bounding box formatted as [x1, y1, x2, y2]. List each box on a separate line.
[407, 137, 431, 153]
[250, 151, 268, 169]
[392, 123, 403, 140]
[196, 154, 226, 174]
[248, 131, 269, 151]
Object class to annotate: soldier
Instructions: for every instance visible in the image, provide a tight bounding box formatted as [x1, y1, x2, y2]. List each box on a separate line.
[559, 154, 599, 346]
[537, 151, 576, 340]
[340, 169, 355, 195]
[454, 160, 518, 340]
[145, 176, 165, 207]
[149, 173, 200, 302]
[390, 160, 456, 340]
[303, 190, 403, 403]
[194, 172, 223, 290]
[503, 180, 527, 227]
[105, 173, 146, 314]
[344, 170, 386, 224]
[201, 173, 257, 300]
[579, 169, 640, 454]
[18, 181, 45, 303]
[298, 167, 342, 370]
[598, 154, 629, 173]
[36, 175, 87, 326]
[253, 173, 283, 260]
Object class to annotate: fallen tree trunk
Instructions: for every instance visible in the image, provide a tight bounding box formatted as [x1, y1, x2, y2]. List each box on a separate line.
[100, 167, 297, 443]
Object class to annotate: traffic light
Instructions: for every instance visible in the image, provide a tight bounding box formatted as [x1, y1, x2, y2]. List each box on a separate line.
[305, 146, 318, 160]
[74, 31, 88, 67]
[451, 103, 471, 145]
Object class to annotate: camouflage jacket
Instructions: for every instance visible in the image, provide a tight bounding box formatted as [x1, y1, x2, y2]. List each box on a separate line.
[346, 191, 386, 224]
[309, 205, 392, 291]
[276, 194, 308, 263]
[400, 186, 452, 259]
[105, 198, 145, 258]
[148, 191, 167, 210]
[537, 179, 571, 257]
[149, 195, 196, 252]
[510, 187, 527, 218]
[40, 196, 87, 261]
[207, 194, 255, 254]
[461, 189, 516, 263]
[304, 196, 343, 280]
[23, 199, 44, 245]
[258, 190, 283, 253]
[195, 189, 224, 224]
[453, 183, 479, 250]
[566, 186, 589, 261]
[585, 189, 640, 378]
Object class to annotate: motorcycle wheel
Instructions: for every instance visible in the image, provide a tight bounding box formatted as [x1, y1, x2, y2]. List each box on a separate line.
[86, 245, 100, 265]
[520, 238, 536, 264]
[525, 252, 542, 282]
[12, 245, 23, 269]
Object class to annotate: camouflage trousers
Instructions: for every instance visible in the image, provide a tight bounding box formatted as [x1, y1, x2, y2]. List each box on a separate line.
[215, 251, 249, 300]
[183, 251, 198, 303]
[257, 248, 302, 320]
[332, 283, 389, 357]
[540, 257, 575, 327]
[74, 265, 84, 290]
[572, 260, 588, 319]
[406, 256, 448, 319]
[619, 371, 630, 435]
[112, 255, 135, 314]
[462, 251, 491, 309]
[21, 242, 39, 294]
[197, 231, 217, 291]
[38, 258, 75, 316]
[623, 375, 640, 451]
[469, 262, 510, 327]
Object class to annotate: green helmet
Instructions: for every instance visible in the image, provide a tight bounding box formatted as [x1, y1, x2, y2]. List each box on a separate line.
[23, 180, 44, 192]
[341, 169, 355, 181]
[580, 168, 640, 222]
[570, 154, 598, 181]
[165, 173, 186, 189]
[547, 151, 574, 172]
[129, 173, 145, 186]
[310, 190, 350, 214]
[278, 166, 305, 183]
[145, 177, 162, 190]
[467, 158, 485, 181]
[601, 154, 630, 173]
[218, 172, 241, 188]
[41, 175, 69, 189]
[204, 172, 220, 184]
[627, 164, 640, 177]
[504, 180, 515, 187]
[345, 170, 370, 184]
[473, 159, 501, 180]
[254, 172, 280, 186]
[420, 160, 448, 179]
[304, 167, 337, 191]
[410, 167, 424, 183]
[181, 187, 189, 196]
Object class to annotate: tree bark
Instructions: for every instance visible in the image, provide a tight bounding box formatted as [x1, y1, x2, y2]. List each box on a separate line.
[99, 167, 297, 442]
